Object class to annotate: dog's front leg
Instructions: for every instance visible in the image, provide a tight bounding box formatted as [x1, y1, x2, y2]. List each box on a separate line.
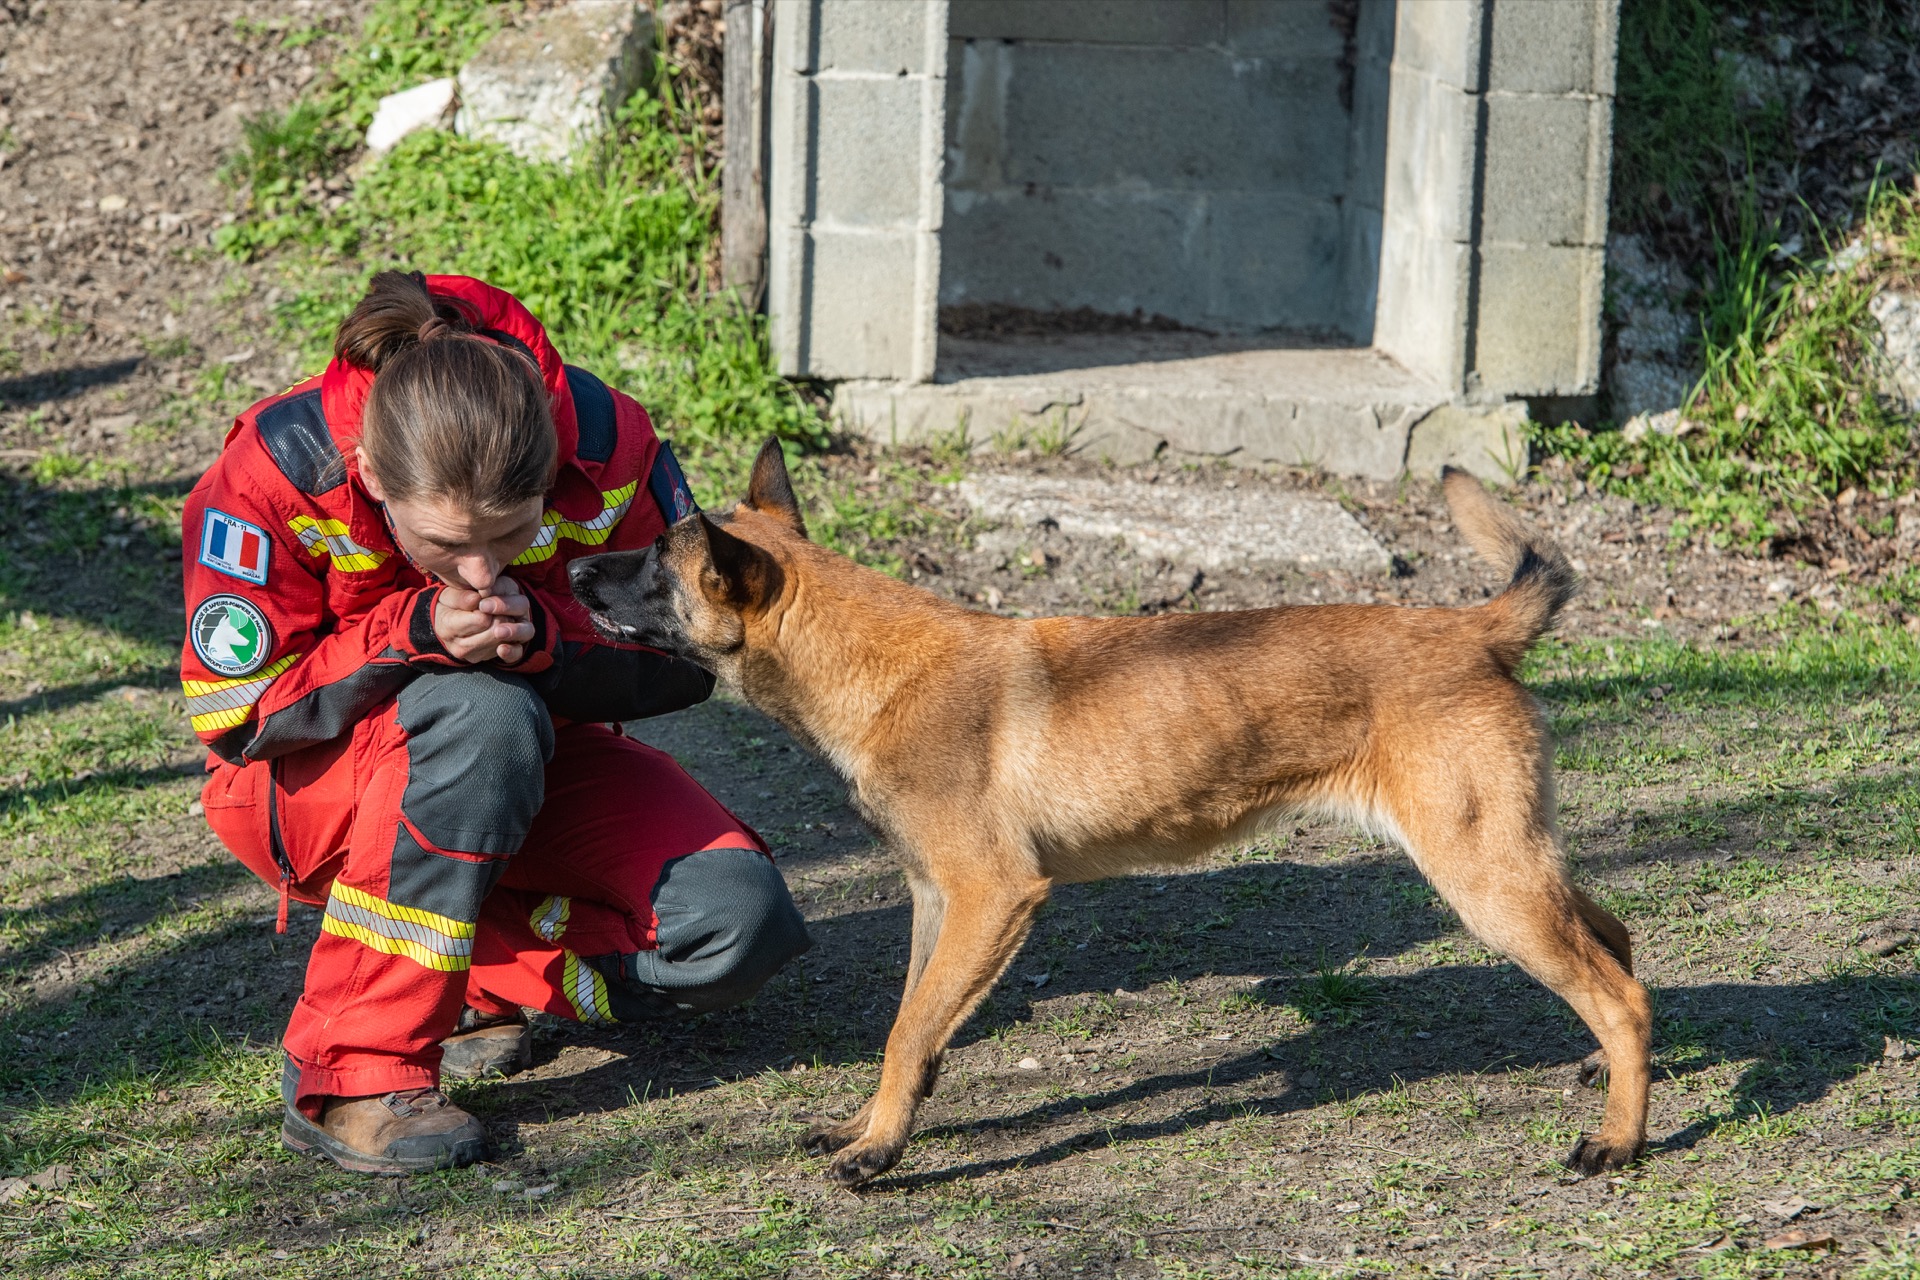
[815, 872, 1051, 1187]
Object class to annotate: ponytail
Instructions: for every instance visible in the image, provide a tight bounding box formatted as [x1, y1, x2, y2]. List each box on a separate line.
[334, 271, 558, 518]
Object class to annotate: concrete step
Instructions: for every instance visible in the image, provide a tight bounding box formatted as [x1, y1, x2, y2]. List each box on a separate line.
[833, 335, 1526, 481]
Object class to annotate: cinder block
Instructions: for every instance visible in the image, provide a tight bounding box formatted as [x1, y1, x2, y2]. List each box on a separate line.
[1375, 230, 1471, 390]
[803, 230, 921, 380]
[1405, 402, 1530, 483]
[949, 0, 1226, 46]
[1487, 0, 1604, 96]
[1203, 193, 1349, 332]
[1391, 0, 1484, 92]
[812, 0, 936, 74]
[1223, 0, 1348, 58]
[1480, 95, 1599, 246]
[939, 189, 1215, 320]
[943, 38, 1009, 192]
[810, 77, 927, 227]
[1383, 65, 1477, 244]
[1474, 244, 1603, 395]
[991, 43, 1347, 195]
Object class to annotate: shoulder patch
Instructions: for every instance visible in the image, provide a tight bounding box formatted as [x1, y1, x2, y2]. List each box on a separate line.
[190, 594, 275, 678]
[565, 365, 617, 464]
[648, 441, 699, 524]
[198, 509, 270, 584]
[255, 389, 346, 495]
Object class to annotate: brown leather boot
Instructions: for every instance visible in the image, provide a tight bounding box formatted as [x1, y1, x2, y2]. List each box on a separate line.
[439, 1007, 533, 1081]
[281, 1088, 488, 1174]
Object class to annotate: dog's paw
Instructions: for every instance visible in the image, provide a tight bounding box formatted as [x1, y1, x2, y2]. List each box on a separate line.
[801, 1119, 863, 1157]
[1564, 1133, 1645, 1176]
[1576, 1049, 1609, 1089]
[826, 1141, 904, 1188]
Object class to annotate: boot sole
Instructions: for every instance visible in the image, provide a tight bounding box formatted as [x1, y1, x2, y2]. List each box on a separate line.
[281, 1108, 487, 1176]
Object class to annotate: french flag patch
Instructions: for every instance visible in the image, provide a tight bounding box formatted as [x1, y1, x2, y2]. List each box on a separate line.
[199, 509, 270, 585]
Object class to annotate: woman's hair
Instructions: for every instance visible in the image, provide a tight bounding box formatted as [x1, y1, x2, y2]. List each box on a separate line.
[333, 271, 557, 518]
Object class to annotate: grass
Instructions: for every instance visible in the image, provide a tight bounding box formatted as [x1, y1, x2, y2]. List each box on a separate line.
[10, 461, 1914, 1274]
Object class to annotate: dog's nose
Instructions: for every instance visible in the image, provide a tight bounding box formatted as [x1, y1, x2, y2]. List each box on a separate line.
[568, 558, 600, 589]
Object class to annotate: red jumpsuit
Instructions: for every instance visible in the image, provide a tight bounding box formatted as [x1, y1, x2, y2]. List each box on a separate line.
[180, 276, 808, 1115]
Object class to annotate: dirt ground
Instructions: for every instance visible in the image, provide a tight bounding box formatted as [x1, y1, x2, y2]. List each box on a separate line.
[2, 3, 1917, 1279]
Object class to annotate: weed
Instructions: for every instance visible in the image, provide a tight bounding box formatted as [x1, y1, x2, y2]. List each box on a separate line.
[1289, 952, 1381, 1027]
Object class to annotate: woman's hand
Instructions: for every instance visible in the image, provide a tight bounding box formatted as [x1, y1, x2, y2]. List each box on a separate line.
[434, 577, 535, 665]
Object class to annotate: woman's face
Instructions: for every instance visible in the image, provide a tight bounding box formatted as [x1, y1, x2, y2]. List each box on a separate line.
[358, 451, 545, 594]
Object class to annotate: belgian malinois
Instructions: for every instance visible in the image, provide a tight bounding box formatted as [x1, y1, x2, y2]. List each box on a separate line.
[569, 441, 1651, 1187]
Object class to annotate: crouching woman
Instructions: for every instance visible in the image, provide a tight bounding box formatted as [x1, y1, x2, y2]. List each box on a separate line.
[180, 271, 809, 1174]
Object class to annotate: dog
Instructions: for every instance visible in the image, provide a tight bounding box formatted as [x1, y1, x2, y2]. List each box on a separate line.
[568, 440, 1651, 1188]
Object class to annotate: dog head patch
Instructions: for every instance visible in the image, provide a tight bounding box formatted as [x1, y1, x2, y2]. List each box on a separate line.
[190, 594, 274, 677]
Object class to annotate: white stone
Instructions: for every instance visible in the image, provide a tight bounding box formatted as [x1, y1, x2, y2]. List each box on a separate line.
[955, 471, 1392, 577]
[455, 0, 654, 164]
[1868, 289, 1920, 413]
[365, 78, 457, 155]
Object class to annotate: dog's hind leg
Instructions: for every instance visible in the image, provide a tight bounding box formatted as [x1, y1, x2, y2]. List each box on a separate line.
[1394, 802, 1651, 1175]
[1569, 886, 1631, 1088]
[813, 866, 1051, 1187]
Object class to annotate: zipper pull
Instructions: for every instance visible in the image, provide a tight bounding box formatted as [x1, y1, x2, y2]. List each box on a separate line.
[277, 873, 291, 935]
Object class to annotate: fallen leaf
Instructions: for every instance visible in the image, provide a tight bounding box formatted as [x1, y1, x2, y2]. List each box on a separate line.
[26, 1165, 74, 1191]
[1027, 972, 1050, 988]
[1764, 1229, 1837, 1252]
[1016, 1057, 1041, 1071]
[0, 1178, 28, 1204]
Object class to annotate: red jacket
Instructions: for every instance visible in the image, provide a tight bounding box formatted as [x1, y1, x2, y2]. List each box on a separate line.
[180, 275, 707, 764]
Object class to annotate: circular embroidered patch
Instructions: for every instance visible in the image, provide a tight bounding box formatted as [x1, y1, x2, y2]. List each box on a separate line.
[190, 594, 274, 678]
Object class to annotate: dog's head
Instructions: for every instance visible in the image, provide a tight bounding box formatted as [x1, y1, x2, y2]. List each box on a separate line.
[568, 438, 806, 671]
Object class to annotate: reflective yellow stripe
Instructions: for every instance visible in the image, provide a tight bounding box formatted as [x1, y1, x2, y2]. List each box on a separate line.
[183, 653, 300, 733]
[321, 881, 474, 972]
[330, 880, 475, 941]
[511, 482, 638, 565]
[531, 895, 571, 942]
[320, 916, 471, 972]
[562, 952, 614, 1022]
[288, 515, 390, 573]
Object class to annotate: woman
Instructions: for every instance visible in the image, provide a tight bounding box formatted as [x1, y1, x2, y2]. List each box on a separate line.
[181, 272, 809, 1175]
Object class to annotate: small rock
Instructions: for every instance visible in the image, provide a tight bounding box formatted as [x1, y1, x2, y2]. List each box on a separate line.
[1763, 1195, 1816, 1221]
[96, 194, 128, 213]
[1016, 1057, 1041, 1071]
[187, 800, 205, 817]
[1620, 408, 1690, 443]
[1869, 290, 1920, 413]
[456, 0, 656, 163]
[365, 77, 458, 155]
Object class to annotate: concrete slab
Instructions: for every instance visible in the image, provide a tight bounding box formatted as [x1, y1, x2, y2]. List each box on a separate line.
[835, 337, 1455, 479]
[955, 471, 1392, 577]
[455, 0, 653, 163]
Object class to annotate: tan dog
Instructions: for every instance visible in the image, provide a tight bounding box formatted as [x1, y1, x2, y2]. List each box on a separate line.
[568, 442, 1651, 1187]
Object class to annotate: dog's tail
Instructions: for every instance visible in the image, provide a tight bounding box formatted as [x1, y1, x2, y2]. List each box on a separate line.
[1442, 466, 1577, 672]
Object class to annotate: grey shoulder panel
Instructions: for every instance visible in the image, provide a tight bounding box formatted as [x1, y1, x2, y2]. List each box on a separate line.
[255, 389, 347, 496]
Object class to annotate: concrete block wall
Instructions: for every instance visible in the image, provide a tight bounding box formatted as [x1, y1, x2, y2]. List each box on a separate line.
[1375, 0, 1617, 398]
[938, 0, 1388, 339]
[766, 0, 948, 380]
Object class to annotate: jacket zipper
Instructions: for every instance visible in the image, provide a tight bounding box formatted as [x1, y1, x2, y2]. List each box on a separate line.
[267, 758, 294, 934]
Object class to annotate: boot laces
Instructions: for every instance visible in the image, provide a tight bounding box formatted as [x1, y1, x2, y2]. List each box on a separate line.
[382, 1087, 450, 1119]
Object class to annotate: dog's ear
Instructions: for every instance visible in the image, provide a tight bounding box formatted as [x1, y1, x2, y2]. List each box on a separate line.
[745, 437, 808, 539]
[695, 512, 784, 608]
